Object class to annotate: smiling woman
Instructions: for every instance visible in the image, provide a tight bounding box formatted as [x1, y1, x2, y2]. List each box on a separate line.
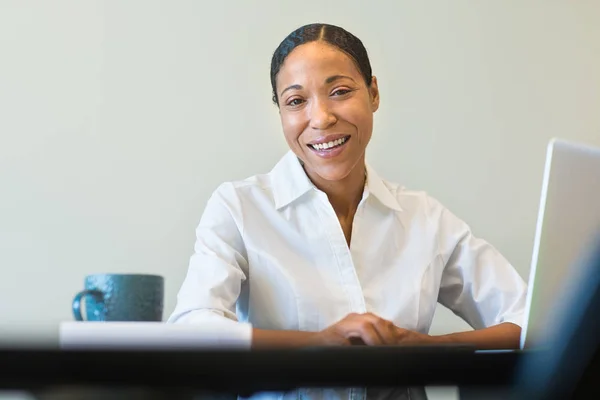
[271, 25, 381, 246]
[168, 23, 528, 400]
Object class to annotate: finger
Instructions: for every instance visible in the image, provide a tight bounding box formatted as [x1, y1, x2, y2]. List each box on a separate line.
[371, 318, 398, 345]
[340, 316, 384, 345]
[355, 313, 397, 345]
[351, 322, 383, 346]
[336, 313, 389, 345]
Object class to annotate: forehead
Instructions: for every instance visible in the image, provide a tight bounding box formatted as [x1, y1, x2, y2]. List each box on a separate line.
[276, 41, 363, 87]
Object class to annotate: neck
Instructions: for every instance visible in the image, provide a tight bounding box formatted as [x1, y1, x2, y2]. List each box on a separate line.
[304, 158, 366, 219]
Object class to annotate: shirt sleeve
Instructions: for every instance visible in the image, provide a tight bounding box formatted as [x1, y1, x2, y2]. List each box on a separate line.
[435, 200, 528, 330]
[167, 183, 252, 347]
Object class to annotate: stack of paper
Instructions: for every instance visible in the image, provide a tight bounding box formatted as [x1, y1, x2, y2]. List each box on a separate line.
[59, 321, 251, 350]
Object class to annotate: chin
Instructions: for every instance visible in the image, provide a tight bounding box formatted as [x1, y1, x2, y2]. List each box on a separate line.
[306, 161, 355, 183]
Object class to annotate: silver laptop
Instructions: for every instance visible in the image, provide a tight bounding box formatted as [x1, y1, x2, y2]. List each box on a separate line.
[520, 138, 600, 349]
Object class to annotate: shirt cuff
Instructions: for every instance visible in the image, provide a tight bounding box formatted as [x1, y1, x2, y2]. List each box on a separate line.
[499, 312, 525, 329]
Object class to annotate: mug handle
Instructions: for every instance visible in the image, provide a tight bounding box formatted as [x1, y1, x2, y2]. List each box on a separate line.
[72, 289, 104, 321]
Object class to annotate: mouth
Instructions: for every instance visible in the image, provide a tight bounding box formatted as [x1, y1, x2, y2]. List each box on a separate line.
[307, 135, 351, 153]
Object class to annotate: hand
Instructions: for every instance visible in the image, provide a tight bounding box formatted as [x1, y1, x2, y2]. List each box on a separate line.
[308, 312, 434, 346]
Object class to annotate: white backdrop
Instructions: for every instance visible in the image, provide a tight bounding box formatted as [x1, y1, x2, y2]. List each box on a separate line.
[1, 1, 599, 347]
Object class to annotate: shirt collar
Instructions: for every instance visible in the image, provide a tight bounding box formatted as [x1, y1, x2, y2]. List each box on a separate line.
[365, 163, 403, 212]
[270, 151, 403, 212]
[271, 151, 315, 210]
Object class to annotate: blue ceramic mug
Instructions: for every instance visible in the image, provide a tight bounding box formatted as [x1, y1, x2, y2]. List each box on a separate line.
[72, 274, 164, 321]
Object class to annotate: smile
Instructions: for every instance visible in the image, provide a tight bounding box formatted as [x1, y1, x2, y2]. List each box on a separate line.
[308, 135, 350, 151]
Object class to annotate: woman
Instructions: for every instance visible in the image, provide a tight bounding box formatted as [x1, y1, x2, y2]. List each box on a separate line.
[169, 23, 526, 352]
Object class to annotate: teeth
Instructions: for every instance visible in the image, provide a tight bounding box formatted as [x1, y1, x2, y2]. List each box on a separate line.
[311, 137, 348, 151]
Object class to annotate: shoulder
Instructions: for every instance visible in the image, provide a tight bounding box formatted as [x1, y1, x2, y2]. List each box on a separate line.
[378, 176, 446, 218]
[207, 151, 301, 213]
[209, 151, 311, 212]
[377, 176, 467, 230]
[209, 172, 275, 208]
[198, 173, 276, 234]
[378, 180, 473, 257]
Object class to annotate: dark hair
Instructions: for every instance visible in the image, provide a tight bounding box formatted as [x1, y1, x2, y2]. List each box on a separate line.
[270, 23, 373, 106]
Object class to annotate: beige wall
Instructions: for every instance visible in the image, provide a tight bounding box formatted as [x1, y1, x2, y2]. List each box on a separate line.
[1, 1, 599, 345]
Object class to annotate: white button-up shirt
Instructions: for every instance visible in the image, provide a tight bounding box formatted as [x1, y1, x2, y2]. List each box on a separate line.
[168, 150, 527, 399]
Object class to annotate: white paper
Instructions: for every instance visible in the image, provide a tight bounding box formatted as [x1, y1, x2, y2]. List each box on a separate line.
[59, 321, 252, 350]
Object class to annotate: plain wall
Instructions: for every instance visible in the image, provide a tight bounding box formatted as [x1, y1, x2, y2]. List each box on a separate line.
[1, 0, 599, 346]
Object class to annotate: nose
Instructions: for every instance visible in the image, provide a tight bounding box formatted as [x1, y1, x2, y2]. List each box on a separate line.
[309, 99, 337, 130]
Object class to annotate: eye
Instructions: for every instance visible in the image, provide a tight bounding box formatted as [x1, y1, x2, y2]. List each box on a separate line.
[286, 98, 305, 107]
[331, 88, 352, 97]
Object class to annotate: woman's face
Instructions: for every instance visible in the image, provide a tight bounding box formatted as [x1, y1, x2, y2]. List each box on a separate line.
[276, 41, 379, 183]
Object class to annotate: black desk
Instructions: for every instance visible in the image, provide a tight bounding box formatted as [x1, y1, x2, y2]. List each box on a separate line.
[0, 345, 521, 397]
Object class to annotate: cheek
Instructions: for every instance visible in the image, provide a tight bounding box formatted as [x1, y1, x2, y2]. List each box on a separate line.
[362, 117, 374, 138]
[281, 114, 305, 145]
[346, 106, 374, 141]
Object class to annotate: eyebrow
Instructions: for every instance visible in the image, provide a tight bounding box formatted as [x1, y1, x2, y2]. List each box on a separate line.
[325, 75, 355, 84]
[279, 75, 357, 97]
[280, 84, 302, 98]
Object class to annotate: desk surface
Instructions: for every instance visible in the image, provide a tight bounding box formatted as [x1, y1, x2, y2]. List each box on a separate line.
[0, 345, 522, 395]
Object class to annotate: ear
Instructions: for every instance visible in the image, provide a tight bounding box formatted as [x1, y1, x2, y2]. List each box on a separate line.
[369, 76, 380, 112]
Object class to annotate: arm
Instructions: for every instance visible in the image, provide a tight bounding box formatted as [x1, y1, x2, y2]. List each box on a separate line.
[432, 322, 521, 349]
[169, 184, 355, 349]
[252, 329, 318, 348]
[434, 202, 528, 350]
[168, 183, 253, 343]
